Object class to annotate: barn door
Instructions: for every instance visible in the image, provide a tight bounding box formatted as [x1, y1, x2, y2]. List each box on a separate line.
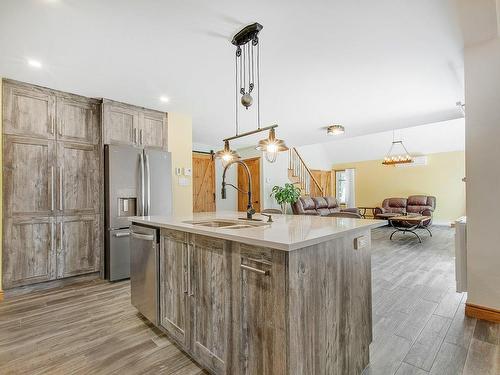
[192, 152, 216, 212]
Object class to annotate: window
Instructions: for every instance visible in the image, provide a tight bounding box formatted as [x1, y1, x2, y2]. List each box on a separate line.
[335, 170, 347, 204]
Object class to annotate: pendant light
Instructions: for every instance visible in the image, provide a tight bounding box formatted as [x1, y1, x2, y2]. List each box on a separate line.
[382, 130, 413, 166]
[215, 140, 241, 167]
[256, 127, 289, 163]
[216, 22, 288, 164]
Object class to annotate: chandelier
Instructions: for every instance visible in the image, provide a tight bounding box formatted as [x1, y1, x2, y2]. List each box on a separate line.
[215, 23, 288, 165]
[382, 131, 413, 166]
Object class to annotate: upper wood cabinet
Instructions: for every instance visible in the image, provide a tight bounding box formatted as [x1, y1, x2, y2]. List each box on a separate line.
[56, 96, 100, 145]
[3, 80, 56, 139]
[102, 100, 139, 147]
[140, 110, 167, 149]
[102, 99, 167, 150]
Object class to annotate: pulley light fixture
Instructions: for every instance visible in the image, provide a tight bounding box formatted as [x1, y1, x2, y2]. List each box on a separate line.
[215, 22, 288, 165]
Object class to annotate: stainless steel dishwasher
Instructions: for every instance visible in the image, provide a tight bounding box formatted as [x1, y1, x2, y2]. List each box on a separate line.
[130, 224, 159, 326]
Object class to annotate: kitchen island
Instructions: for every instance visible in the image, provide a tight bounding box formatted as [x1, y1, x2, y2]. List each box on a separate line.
[130, 212, 385, 375]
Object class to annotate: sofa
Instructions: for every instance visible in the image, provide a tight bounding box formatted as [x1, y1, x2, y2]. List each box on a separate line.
[291, 196, 361, 218]
[373, 195, 436, 225]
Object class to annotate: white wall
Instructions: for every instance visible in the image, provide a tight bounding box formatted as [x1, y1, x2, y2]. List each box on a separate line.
[465, 36, 500, 310]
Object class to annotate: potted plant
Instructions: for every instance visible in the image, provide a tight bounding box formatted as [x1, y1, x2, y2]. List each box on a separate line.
[270, 183, 301, 214]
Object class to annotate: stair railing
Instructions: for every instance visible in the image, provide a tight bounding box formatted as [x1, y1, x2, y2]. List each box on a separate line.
[288, 147, 324, 196]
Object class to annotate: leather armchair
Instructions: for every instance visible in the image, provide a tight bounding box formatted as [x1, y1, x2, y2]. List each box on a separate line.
[374, 198, 407, 219]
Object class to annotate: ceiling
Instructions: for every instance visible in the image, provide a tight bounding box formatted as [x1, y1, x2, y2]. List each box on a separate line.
[0, 0, 465, 148]
[298, 118, 465, 168]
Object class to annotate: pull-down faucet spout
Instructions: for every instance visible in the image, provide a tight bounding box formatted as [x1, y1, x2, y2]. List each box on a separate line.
[221, 160, 255, 220]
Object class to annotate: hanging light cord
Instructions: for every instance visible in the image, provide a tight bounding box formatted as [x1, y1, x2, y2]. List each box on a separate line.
[235, 49, 239, 135]
[257, 40, 261, 129]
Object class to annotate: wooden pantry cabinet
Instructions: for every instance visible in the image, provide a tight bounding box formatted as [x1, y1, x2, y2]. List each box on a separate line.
[2, 79, 102, 289]
[102, 99, 167, 150]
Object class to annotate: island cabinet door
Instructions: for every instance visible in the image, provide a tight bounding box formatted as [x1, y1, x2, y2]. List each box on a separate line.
[190, 235, 232, 375]
[231, 243, 288, 375]
[159, 229, 190, 348]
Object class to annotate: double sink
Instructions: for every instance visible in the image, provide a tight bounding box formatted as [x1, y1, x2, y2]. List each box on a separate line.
[184, 219, 269, 230]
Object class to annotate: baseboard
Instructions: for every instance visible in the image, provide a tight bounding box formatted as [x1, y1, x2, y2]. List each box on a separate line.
[465, 302, 500, 323]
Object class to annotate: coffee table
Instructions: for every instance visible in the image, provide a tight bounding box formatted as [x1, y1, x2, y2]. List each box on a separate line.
[358, 206, 377, 219]
[388, 215, 432, 243]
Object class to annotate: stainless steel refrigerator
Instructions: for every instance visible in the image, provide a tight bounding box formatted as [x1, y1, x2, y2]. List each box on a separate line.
[105, 145, 172, 281]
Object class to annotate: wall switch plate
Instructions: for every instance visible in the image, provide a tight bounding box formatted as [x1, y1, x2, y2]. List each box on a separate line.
[184, 167, 192, 176]
[354, 235, 368, 250]
[175, 167, 182, 176]
[178, 177, 190, 186]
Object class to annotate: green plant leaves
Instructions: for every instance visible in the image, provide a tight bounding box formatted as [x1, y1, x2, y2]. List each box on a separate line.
[270, 183, 301, 204]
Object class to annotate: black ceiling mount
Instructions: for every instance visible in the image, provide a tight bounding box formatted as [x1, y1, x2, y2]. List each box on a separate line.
[231, 23, 263, 46]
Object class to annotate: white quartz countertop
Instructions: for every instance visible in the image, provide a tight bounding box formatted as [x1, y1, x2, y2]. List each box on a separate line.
[130, 211, 386, 251]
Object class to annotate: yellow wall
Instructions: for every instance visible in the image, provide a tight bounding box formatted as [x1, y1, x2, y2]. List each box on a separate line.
[332, 151, 465, 224]
[167, 112, 193, 216]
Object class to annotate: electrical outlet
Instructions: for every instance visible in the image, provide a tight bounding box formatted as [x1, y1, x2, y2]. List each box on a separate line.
[184, 167, 192, 176]
[354, 235, 368, 250]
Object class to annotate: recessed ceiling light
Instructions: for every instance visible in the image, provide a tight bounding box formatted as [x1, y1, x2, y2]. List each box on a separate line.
[159, 96, 169, 103]
[27, 59, 42, 69]
[327, 124, 345, 136]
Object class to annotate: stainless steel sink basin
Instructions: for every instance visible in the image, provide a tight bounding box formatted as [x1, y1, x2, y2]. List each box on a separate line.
[183, 219, 268, 229]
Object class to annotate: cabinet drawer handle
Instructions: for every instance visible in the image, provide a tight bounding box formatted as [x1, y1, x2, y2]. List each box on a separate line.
[188, 244, 194, 296]
[140, 129, 143, 145]
[51, 167, 54, 211]
[240, 264, 270, 276]
[113, 232, 130, 238]
[134, 128, 138, 144]
[59, 166, 64, 211]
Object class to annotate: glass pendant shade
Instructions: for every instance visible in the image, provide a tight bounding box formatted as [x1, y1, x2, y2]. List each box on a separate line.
[256, 128, 289, 163]
[215, 140, 241, 167]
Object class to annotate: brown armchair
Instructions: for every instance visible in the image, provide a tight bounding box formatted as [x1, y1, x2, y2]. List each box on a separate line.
[373, 198, 407, 219]
[292, 196, 361, 218]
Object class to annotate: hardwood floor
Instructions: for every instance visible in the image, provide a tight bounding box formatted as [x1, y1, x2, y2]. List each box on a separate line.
[365, 226, 499, 375]
[0, 226, 498, 374]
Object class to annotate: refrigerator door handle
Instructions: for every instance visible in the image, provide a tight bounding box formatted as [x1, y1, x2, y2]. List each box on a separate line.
[139, 152, 145, 216]
[145, 152, 151, 216]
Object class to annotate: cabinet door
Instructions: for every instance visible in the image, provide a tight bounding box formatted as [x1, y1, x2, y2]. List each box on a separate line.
[2, 81, 56, 139]
[56, 96, 100, 145]
[139, 110, 166, 149]
[57, 215, 101, 278]
[159, 229, 189, 346]
[3, 135, 56, 217]
[2, 217, 56, 288]
[102, 101, 139, 146]
[232, 244, 287, 375]
[191, 235, 231, 374]
[58, 142, 100, 215]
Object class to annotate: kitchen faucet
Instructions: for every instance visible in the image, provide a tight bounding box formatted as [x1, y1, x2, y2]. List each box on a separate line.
[221, 160, 256, 220]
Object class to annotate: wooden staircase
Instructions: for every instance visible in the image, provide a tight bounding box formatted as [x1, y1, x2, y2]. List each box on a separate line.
[288, 147, 324, 196]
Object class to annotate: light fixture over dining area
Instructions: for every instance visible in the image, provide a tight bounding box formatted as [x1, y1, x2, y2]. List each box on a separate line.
[327, 124, 345, 136]
[215, 23, 288, 165]
[382, 130, 414, 166]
